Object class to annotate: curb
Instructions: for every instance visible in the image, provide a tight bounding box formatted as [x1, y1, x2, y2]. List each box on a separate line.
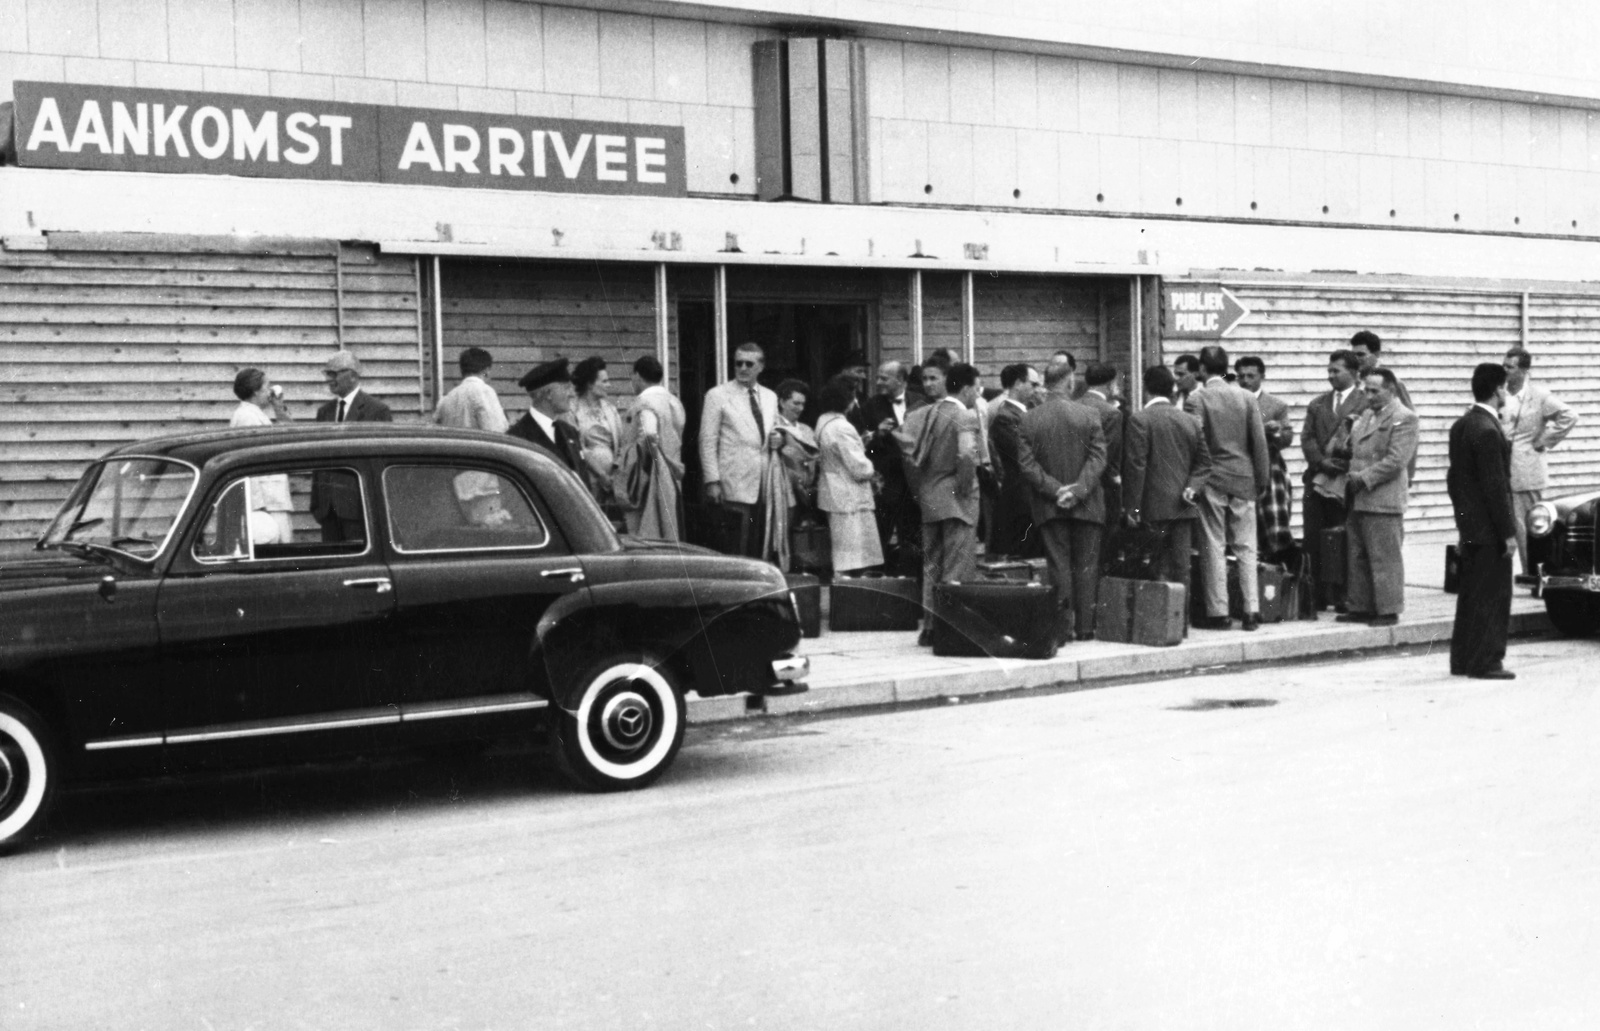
[686, 608, 1555, 724]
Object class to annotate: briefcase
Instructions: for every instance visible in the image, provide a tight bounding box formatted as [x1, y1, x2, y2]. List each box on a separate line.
[789, 520, 831, 574]
[786, 572, 822, 638]
[1132, 579, 1187, 647]
[684, 503, 749, 556]
[929, 581, 1066, 659]
[1319, 527, 1348, 588]
[1095, 577, 1138, 644]
[1101, 525, 1162, 579]
[829, 573, 922, 632]
[976, 559, 1036, 582]
[1444, 544, 1461, 595]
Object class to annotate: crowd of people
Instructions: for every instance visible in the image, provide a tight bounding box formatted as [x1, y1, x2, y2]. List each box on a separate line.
[224, 330, 1578, 674]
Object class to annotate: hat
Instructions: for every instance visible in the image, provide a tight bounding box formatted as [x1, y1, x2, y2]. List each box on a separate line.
[518, 357, 571, 392]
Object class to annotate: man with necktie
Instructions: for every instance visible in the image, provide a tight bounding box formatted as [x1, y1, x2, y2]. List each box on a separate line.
[311, 350, 392, 542]
[508, 358, 584, 473]
[698, 342, 780, 558]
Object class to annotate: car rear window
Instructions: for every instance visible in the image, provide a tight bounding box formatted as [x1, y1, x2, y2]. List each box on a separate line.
[383, 465, 549, 553]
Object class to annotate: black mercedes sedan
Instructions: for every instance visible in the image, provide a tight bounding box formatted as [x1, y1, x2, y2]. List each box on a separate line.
[1528, 488, 1600, 636]
[0, 425, 808, 850]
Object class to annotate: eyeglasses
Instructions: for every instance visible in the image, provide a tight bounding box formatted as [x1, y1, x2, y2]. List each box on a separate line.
[734, 360, 758, 368]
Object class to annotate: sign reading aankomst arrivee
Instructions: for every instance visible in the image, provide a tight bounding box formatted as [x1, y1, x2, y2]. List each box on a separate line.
[7, 81, 687, 197]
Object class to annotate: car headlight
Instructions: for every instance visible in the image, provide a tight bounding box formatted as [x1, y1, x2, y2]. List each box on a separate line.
[1528, 503, 1556, 538]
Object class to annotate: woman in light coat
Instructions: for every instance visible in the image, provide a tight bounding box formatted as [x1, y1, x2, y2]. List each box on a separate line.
[814, 378, 883, 575]
[228, 366, 294, 543]
[567, 356, 624, 512]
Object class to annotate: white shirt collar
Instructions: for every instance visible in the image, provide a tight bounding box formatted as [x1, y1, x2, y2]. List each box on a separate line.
[1335, 384, 1355, 405]
[338, 385, 362, 406]
[1474, 402, 1501, 419]
[527, 405, 558, 440]
[1088, 389, 1108, 401]
[1144, 397, 1172, 409]
[1247, 386, 1262, 398]
[1005, 397, 1027, 412]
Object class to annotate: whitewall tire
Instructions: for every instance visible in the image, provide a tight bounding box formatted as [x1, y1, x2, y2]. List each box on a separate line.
[553, 656, 685, 791]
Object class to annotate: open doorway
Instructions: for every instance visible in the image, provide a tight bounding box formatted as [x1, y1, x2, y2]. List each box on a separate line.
[677, 300, 871, 494]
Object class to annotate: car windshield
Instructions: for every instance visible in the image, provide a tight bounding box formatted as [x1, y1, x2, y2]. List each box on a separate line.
[39, 457, 198, 561]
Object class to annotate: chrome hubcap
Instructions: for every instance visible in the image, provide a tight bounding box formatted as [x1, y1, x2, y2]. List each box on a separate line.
[599, 689, 653, 753]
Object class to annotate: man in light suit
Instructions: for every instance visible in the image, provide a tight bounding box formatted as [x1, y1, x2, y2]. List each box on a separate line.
[1301, 349, 1366, 609]
[311, 350, 392, 542]
[1234, 356, 1296, 563]
[1338, 367, 1419, 627]
[1078, 362, 1125, 537]
[1018, 361, 1108, 640]
[987, 363, 1042, 558]
[864, 360, 928, 574]
[1186, 345, 1270, 631]
[1501, 346, 1579, 576]
[508, 358, 584, 473]
[898, 362, 981, 642]
[1449, 363, 1518, 679]
[1123, 365, 1212, 598]
[699, 342, 779, 558]
[434, 346, 508, 433]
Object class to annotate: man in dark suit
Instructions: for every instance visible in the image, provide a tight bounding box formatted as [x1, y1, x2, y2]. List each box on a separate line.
[1448, 363, 1518, 680]
[897, 362, 981, 642]
[1234, 356, 1295, 563]
[508, 358, 584, 473]
[311, 350, 393, 541]
[1186, 345, 1270, 631]
[1123, 365, 1212, 596]
[987, 363, 1042, 558]
[864, 360, 927, 574]
[1300, 349, 1366, 609]
[1078, 362, 1125, 535]
[1018, 361, 1108, 640]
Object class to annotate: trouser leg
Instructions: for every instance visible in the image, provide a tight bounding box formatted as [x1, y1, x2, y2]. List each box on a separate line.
[1197, 488, 1229, 617]
[1069, 520, 1103, 635]
[1346, 511, 1375, 614]
[1450, 543, 1512, 674]
[1512, 490, 1539, 575]
[1040, 520, 1076, 623]
[1229, 494, 1259, 617]
[921, 520, 947, 617]
[1365, 513, 1406, 615]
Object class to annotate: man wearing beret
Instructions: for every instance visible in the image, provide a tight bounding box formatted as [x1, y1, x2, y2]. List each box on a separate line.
[509, 358, 584, 473]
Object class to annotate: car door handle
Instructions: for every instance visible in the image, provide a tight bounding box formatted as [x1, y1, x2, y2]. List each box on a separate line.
[540, 567, 586, 583]
[343, 577, 393, 594]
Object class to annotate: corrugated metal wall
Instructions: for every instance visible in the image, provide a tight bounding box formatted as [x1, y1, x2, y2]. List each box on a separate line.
[1191, 278, 1600, 538]
[0, 236, 423, 544]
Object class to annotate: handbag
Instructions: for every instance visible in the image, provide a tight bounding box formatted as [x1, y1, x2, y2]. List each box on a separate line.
[789, 519, 832, 573]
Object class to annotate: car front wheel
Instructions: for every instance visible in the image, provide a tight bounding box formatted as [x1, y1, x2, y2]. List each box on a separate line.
[552, 654, 685, 791]
[1544, 590, 1600, 638]
[0, 697, 56, 852]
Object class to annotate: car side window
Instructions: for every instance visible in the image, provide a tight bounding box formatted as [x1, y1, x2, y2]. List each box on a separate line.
[193, 468, 368, 563]
[383, 465, 549, 553]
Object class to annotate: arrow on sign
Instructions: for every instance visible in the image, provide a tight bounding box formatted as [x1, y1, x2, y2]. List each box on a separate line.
[1217, 287, 1251, 338]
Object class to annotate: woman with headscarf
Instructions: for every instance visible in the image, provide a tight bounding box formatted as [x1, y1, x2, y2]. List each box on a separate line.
[814, 377, 883, 575]
[228, 367, 294, 543]
[565, 356, 623, 513]
[761, 379, 819, 569]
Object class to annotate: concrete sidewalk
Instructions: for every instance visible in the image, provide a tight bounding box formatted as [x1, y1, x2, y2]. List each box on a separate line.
[690, 544, 1552, 722]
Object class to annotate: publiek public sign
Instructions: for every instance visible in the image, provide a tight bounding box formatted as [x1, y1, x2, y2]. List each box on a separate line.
[6, 80, 687, 197]
[1162, 283, 1251, 339]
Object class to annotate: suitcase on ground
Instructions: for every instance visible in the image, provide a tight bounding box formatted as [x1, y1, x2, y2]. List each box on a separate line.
[1319, 527, 1348, 587]
[1132, 579, 1187, 647]
[1444, 544, 1461, 594]
[1228, 560, 1292, 623]
[977, 559, 1036, 582]
[685, 503, 750, 556]
[786, 572, 822, 638]
[1095, 577, 1138, 644]
[929, 580, 1066, 659]
[829, 573, 922, 631]
[789, 520, 831, 574]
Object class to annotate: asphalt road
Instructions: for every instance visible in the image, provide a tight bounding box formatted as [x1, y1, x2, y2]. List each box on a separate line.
[4, 637, 1597, 1030]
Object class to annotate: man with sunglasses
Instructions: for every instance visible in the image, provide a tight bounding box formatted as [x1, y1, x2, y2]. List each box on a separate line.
[699, 342, 780, 557]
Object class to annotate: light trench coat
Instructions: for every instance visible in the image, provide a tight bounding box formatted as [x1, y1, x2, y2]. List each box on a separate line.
[816, 412, 882, 573]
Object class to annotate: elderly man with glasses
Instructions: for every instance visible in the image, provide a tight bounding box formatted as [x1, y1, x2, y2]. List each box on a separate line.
[699, 342, 780, 558]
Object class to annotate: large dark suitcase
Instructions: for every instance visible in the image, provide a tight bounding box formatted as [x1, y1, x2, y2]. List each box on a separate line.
[1444, 544, 1461, 594]
[1229, 560, 1293, 623]
[1095, 577, 1138, 644]
[785, 572, 821, 638]
[1132, 579, 1186, 647]
[829, 573, 922, 631]
[1320, 527, 1348, 587]
[929, 580, 1066, 659]
[685, 503, 750, 556]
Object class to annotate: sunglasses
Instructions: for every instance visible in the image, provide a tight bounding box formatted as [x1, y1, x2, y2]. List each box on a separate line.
[734, 359, 759, 368]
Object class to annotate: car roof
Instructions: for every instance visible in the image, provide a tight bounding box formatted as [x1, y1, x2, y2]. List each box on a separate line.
[104, 424, 554, 469]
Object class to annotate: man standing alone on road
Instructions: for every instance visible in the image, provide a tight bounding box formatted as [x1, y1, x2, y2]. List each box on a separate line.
[899, 362, 982, 643]
[1018, 362, 1108, 640]
[1339, 368, 1419, 628]
[1187, 345, 1270, 631]
[1448, 363, 1518, 680]
[1123, 365, 1211, 600]
[1501, 346, 1579, 578]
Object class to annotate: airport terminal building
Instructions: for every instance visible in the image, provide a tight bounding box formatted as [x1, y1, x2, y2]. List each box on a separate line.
[3, 0, 1599, 542]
